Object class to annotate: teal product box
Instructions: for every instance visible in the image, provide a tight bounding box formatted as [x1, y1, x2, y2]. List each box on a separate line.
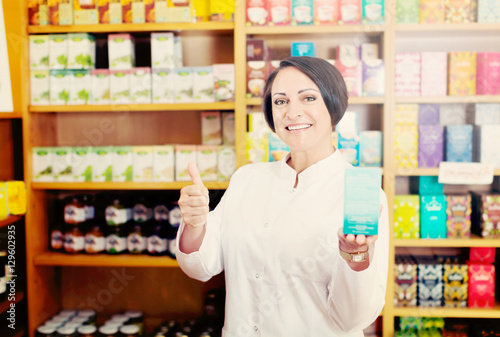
[362, 0, 385, 24]
[359, 131, 382, 167]
[291, 0, 314, 25]
[343, 167, 382, 235]
[337, 112, 359, 166]
[291, 42, 315, 57]
[420, 195, 447, 239]
[418, 176, 443, 195]
[396, 0, 419, 23]
[268, 133, 289, 162]
[445, 125, 473, 162]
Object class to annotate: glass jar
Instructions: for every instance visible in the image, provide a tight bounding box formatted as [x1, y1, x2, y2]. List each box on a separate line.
[147, 202, 169, 256]
[105, 197, 132, 226]
[64, 196, 86, 225]
[79, 194, 95, 223]
[127, 223, 146, 254]
[50, 221, 64, 252]
[132, 196, 153, 224]
[119, 325, 140, 337]
[36, 326, 57, 337]
[105, 225, 128, 255]
[76, 310, 96, 324]
[84, 224, 105, 254]
[166, 203, 182, 259]
[77, 325, 96, 337]
[64, 225, 85, 254]
[97, 326, 118, 337]
[56, 326, 77, 337]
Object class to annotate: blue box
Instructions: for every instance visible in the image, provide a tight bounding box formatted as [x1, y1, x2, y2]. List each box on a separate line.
[418, 176, 443, 195]
[343, 167, 382, 236]
[445, 125, 473, 162]
[268, 133, 289, 162]
[420, 195, 447, 239]
[291, 42, 315, 57]
[360, 131, 382, 167]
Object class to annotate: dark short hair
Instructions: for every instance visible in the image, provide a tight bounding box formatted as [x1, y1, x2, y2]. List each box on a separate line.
[262, 56, 348, 132]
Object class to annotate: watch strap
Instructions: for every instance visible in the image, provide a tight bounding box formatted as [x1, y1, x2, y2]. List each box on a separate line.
[339, 248, 368, 263]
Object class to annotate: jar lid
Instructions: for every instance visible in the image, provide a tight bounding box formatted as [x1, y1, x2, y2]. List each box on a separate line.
[77, 325, 97, 334]
[109, 315, 129, 323]
[120, 325, 140, 334]
[50, 316, 69, 323]
[58, 310, 77, 317]
[63, 322, 81, 329]
[77, 309, 96, 317]
[42, 321, 62, 328]
[56, 326, 76, 335]
[69, 316, 88, 324]
[124, 310, 143, 318]
[102, 322, 123, 329]
[37, 325, 57, 334]
[99, 325, 118, 335]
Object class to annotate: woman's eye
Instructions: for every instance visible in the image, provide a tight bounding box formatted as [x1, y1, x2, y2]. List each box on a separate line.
[274, 99, 287, 105]
[304, 96, 316, 102]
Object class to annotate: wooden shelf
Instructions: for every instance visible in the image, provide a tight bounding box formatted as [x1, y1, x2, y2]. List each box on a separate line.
[394, 234, 500, 248]
[34, 252, 179, 267]
[13, 329, 26, 337]
[246, 24, 385, 35]
[0, 215, 23, 229]
[0, 291, 25, 315]
[246, 96, 384, 106]
[32, 181, 229, 190]
[396, 23, 500, 32]
[395, 168, 500, 176]
[393, 302, 500, 318]
[395, 96, 500, 104]
[29, 102, 235, 113]
[28, 21, 234, 34]
[0, 113, 21, 119]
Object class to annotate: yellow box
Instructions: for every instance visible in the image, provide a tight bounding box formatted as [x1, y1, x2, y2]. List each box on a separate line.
[7, 181, 27, 216]
[394, 195, 420, 239]
[74, 0, 99, 24]
[420, 0, 445, 23]
[395, 104, 419, 125]
[394, 124, 418, 168]
[0, 183, 7, 219]
[210, 0, 235, 21]
[445, 0, 474, 23]
[193, 0, 210, 21]
[449, 52, 476, 96]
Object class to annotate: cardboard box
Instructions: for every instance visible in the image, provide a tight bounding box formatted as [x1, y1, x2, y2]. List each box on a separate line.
[291, 42, 316, 57]
[132, 146, 154, 182]
[395, 53, 421, 97]
[53, 147, 73, 182]
[32, 147, 54, 182]
[443, 263, 468, 308]
[222, 112, 235, 145]
[132, 0, 146, 23]
[174, 36, 183, 68]
[92, 146, 113, 182]
[477, 0, 500, 22]
[69, 70, 92, 105]
[469, 247, 496, 264]
[49, 34, 68, 70]
[30, 71, 50, 106]
[471, 191, 500, 238]
[337, 44, 360, 66]
[395, 104, 419, 125]
[108, 34, 135, 70]
[28, 0, 49, 26]
[110, 70, 131, 104]
[468, 264, 495, 308]
[49, 0, 73, 25]
[248, 112, 271, 137]
[213, 64, 235, 102]
[446, 195, 472, 238]
[67, 33, 96, 70]
[268, 133, 290, 162]
[217, 146, 236, 181]
[420, 0, 445, 23]
[445, 0, 475, 23]
[246, 39, 268, 62]
[152, 69, 174, 103]
[150, 32, 175, 70]
[335, 60, 362, 97]
[314, 0, 339, 25]
[246, 0, 269, 25]
[468, 103, 500, 124]
[474, 125, 500, 168]
[399, 317, 423, 331]
[74, 0, 98, 24]
[201, 112, 222, 145]
[72, 147, 92, 182]
[193, 0, 210, 22]
[98, 0, 123, 23]
[359, 131, 382, 167]
[418, 125, 443, 168]
[193, 66, 215, 103]
[112, 146, 133, 182]
[29, 35, 50, 70]
[418, 176, 443, 195]
[50, 70, 70, 105]
[448, 52, 476, 96]
[420, 195, 447, 239]
[416, 256, 444, 307]
[175, 145, 197, 181]
[247, 61, 268, 98]
[476, 52, 500, 95]
[440, 104, 466, 125]
[362, 59, 385, 97]
[130, 67, 152, 104]
[445, 125, 473, 162]
[421, 52, 448, 97]
[394, 125, 418, 168]
[361, 43, 378, 61]
[338, 0, 361, 24]
[291, 0, 314, 25]
[268, 0, 291, 25]
[246, 132, 269, 163]
[394, 255, 418, 307]
[91, 69, 110, 105]
[396, 0, 419, 23]
[362, 0, 384, 24]
[153, 145, 174, 182]
[197, 145, 218, 181]
[394, 195, 420, 239]
[174, 67, 194, 103]
[419, 104, 440, 125]
[336, 111, 359, 166]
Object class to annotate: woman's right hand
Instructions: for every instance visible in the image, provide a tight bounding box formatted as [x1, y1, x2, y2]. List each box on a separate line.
[179, 162, 210, 228]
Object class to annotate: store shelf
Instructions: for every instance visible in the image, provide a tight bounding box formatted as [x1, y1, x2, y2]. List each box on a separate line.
[393, 302, 500, 318]
[0, 113, 21, 119]
[12, 329, 26, 337]
[27, 21, 234, 34]
[395, 168, 500, 176]
[394, 234, 500, 248]
[31, 181, 229, 190]
[396, 23, 500, 32]
[34, 252, 179, 267]
[395, 96, 500, 104]
[0, 291, 25, 315]
[245, 96, 385, 106]
[0, 215, 23, 229]
[29, 102, 235, 113]
[246, 24, 385, 35]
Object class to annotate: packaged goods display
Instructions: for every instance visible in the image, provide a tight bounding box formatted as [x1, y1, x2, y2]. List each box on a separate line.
[394, 195, 420, 239]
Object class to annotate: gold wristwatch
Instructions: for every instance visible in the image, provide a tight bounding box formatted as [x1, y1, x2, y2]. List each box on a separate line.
[339, 248, 368, 263]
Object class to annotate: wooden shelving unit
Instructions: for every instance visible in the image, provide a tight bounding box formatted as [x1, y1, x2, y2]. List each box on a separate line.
[246, 24, 385, 35]
[395, 95, 500, 104]
[395, 168, 500, 176]
[394, 235, 500, 248]
[34, 252, 179, 267]
[393, 303, 500, 319]
[0, 291, 25, 314]
[396, 23, 500, 32]
[0, 113, 22, 119]
[0, 215, 23, 228]
[29, 102, 236, 113]
[31, 181, 229, 190]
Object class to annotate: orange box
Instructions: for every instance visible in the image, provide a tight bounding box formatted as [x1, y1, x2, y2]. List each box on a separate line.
[74, 0, 99, 24]
[48, 0, 73, 25]
[29, 0, 49, 26]
[98, 0, 123, 23]
[448, 52, 476, 96]
[122, 0, 133, 22]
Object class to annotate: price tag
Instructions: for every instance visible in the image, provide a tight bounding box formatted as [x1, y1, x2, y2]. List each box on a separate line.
[438, 162, 494, 185]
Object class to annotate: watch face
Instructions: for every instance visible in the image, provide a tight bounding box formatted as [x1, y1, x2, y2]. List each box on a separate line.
[352, 253, 365, 262]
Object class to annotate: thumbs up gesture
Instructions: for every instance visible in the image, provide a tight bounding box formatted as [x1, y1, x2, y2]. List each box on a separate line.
[179, 162, 210, 228]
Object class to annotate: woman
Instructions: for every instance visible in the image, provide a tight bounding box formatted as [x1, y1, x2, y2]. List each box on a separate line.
[177, 56, 389, 336]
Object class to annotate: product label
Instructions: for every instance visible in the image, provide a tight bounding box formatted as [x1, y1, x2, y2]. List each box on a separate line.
[106, 235, 127, 253]
[147, 235, 168, 254]
[51, 230, 64, 250]
[127, 233, 147, 253]
[133, 204, 153, 223]
[64, 233, 85, 253]
[85, 234, 105, 253]
[64, 205, 86, 224]
[85, 205, 95, 220]
[105, 206, 132, 225]
[154, 205, 169, 222]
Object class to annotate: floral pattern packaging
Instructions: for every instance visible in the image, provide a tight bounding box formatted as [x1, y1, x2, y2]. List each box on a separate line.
[478, 0, 500, 23]
[394, 255, 418, 307]
[470, 247, 496, 264]
[446, 195, 472, 238]
[420, 0, 445, 23]
[247, 0, 269, 26]
[468, 264, 495, 308]
[396, 0, 419, 23]
[471, 192, 500, 238]
[395, 53, 421, 97]
[394, 195, 420, 239]
[421, 52, 447, 97]
[445, 0, 475, 23]
[417, 256, 443, 307]
[269, 0, 291, 25]
[448, 52, 476, 96]
[314, 0, 338, 25]
[394, 125, 418, 168]
[476, 52, 500, 95]
[418, 125, 443, 168]
[443, 263, 468, 308]
[338, 0, 361, 24]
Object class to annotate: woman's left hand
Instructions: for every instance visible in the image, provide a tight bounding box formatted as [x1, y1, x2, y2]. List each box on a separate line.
[337, 228, 378, 254]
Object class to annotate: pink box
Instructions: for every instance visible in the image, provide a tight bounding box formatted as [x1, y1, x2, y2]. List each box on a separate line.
[421, 52, 448, 97]
[268, 0, 291, 25]
[470, 247, 496, 264]
[476, 52, 500, 95]
[395, 53, 421, 97]
[338, 0, 361, 24]
[468, 263, 495, 308]
[335, 60, 361, 97]
[246, 0, 269, 26]
[314, 0, 339, 25]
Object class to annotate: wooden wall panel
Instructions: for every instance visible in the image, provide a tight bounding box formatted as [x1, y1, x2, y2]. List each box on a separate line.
[0, 121, 14, 180]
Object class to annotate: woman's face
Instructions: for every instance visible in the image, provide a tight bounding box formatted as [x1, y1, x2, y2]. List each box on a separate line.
[271, 66, 334, 155]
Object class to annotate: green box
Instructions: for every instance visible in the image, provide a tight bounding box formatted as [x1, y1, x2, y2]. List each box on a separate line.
[396, 0, 419, 23]
[394, 195, 420, 238]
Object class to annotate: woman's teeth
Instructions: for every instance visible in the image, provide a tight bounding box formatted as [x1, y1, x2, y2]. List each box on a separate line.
[287, 124, 312, 131]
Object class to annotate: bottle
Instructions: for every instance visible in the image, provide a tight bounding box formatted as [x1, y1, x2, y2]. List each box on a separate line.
[64, 196, 86, 225]
[64, 224, 85, 254]
[105, 197, 131, 255]
[77, 325, 96, 337]
[0, 251, 6, 302]
[147, 202, 169, 256]
[36, 325, 57, 337]
[119, 324, 140, 337]
[166, 203, 182, 259]
[79, 194, 95, 224]
[84, 223, 105, 254]
[127, 196, 152, 254]
[50, 198, 65, 252]
[64, 196, 86, 254]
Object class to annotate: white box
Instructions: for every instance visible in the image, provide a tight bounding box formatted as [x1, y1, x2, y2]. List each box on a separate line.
[175, 145, 197, 181]
[92, 146, 113, 182]
[440, 104, 467, 125]
[174, 67, 193, 103]
[130, 67, 152, 104]
[150, 32, 175, 70]
[32, 147, 54, 182]
[193, 66, 215, 103]
[337, 44, 360, 66]
[152, 69, 175, 104]
[91, 69, 110, 105]
[174, 36, 183, 68]
[53, 147, 73, 182]
[50, 70, 70, 105]
[197, 145, 218, 181]
[153, 145, 174, 182]
[222, 112, 235, 145]
[213, 64, 235, 101]
[29, 35, 50, 70]
[217, 146, 236, 181]
[421, 52, 447, 97]
[72, 147, 93, 182]
[49, 34, 68, 69]
[468, 103, 500, 125]
[69, 70, 92, 105]
[112, 146, 133, 182]
[395, 52, 421, 97]
[67, 33, 95, 69]
[132, 146, 154, 182]
[475, 125, 500, 168]
[361, 43, 379, 61]
[30, 71, 50, 106]
[201, 111, 222, 145]
[110, 70, 131, 104]
[108, 34, 135, 70]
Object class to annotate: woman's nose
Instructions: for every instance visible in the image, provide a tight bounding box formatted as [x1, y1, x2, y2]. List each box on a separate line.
[285, 101, 302, 119]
